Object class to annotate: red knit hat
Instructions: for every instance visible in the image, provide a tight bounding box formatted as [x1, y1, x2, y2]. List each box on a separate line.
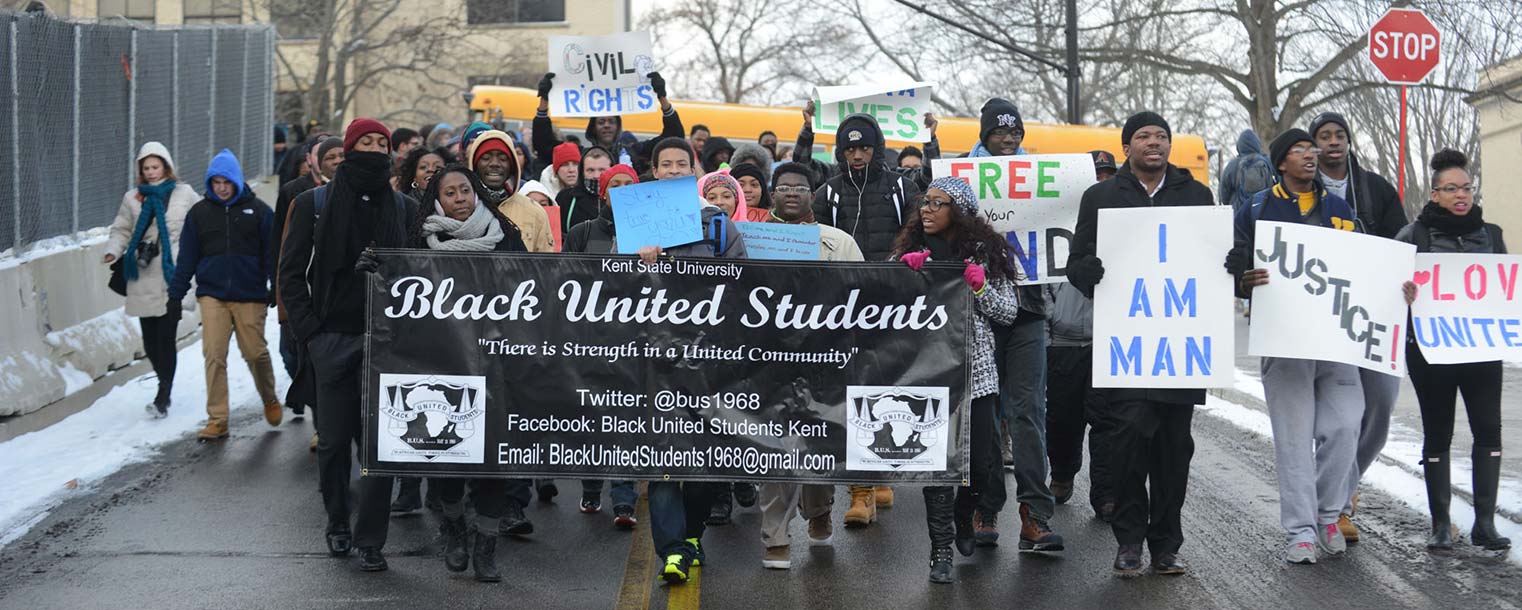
[470, 138, 514, 171]
[343, 118, 391, 152]
[598, 164, 639, 200]
[552, 141, 582, 169]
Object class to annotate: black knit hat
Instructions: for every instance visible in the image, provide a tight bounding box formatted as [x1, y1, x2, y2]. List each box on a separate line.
[1121, 112, 1170, 145]
[1308, 112, 1350, 140]
[1268, 128, 1315, 172]
[979, 98, 1023, 142]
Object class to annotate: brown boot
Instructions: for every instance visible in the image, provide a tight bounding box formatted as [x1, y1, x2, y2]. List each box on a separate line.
[843, 485, 876, 527]
[874, 486, 894, 509]
[198, 419, 229, 441]
[264, 401, 284, 427]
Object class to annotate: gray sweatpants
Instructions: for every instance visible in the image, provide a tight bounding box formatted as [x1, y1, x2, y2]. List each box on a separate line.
[759, 483, 833, 548]
[1344, 369, 1401, 514]
[1261, 357, 1364, 544]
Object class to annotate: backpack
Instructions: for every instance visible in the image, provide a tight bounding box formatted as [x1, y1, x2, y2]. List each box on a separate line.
[1234, 153, 1276, 210]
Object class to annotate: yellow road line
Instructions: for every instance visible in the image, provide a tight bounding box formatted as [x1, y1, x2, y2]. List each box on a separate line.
[667, 566, 701, 610]
[614, 482, 655, 610]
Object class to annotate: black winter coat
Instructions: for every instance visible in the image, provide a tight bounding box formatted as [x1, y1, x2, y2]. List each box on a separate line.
[1069, 162, 1217, 407]
[810, 114, 921, 261]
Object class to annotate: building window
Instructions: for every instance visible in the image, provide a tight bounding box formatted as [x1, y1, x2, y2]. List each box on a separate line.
[183, 0, 241, 24]
[98, 0, 155, 21]
[270, 0, 323, 40]
[466, 0, 565, 25]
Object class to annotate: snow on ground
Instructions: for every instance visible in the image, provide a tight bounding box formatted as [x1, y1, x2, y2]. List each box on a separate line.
[1202, 383, 1522, 565]
[0, 309, 289, 547]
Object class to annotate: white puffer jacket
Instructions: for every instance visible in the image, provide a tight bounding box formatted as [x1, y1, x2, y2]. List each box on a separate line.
[104, 142, 200, 318]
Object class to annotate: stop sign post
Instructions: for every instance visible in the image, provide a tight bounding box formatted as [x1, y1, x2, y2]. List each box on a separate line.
[1368, 8, 1441, 201]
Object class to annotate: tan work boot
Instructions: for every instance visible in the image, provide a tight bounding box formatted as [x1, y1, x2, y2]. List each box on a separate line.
[843, 485, 876, 527]
[264, 401, 283, 427]
[198, 419, 229, 441]
[1337, 513, 1360, 542]
[309, 433, 320, 452]
[808, 512, 833, 545]
[874, 486, 894, 509]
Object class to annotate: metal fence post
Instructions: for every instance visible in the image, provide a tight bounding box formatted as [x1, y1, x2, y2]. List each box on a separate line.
[71, 24, 81, 232]
[171, 30, 179, 159]
[239, 30, 249, 174]
[128, 28, 137, 187]
[266, 29, 275, 178]
[208, 28, 217, 161]
[10, 20, 19, 248]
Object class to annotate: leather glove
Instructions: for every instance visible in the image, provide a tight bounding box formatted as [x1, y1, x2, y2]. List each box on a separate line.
[963, 261, 986, 293]
[354, 248, 380, 274]
[648, 71, 667, 98]
[1224, 243, 1250, 276]
[901, 249, 931, 271]
[536, 72, 555, 99]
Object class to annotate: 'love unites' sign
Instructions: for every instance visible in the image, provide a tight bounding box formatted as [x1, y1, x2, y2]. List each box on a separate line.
[1410, 254, 1522, 364]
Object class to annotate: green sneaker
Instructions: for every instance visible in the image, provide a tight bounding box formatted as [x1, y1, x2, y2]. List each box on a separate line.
[686, 537, 705, 566]
[661, 553, 692, 583]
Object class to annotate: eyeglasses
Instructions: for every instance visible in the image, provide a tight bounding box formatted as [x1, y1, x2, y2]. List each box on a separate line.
[1435, 185, 1476, 194]
[1288, 146, 1322, 156]
[921, 199, 952, 211]
[773, 185, 811, 195]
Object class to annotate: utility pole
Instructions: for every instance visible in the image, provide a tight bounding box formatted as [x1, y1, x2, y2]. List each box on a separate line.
[1064, 0, 1081, 124]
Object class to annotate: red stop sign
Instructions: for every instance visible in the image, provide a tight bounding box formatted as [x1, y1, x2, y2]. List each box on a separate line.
[1369, 8, 1441, 85]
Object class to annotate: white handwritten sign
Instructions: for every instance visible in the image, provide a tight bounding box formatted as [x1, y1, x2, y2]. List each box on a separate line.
[548, 31, 658, 118]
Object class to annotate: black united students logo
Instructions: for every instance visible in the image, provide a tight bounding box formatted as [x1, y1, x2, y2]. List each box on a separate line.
[376, 374, 487, 464]
[844, 386, 950, 472]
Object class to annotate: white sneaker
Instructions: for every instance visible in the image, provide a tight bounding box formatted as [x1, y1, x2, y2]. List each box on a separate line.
[1317, 523, 1347, 556]
[1286, 541, 1318, 564]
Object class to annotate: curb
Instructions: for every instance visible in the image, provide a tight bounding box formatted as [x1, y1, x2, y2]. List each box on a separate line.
[1206, 387, 1522, 525]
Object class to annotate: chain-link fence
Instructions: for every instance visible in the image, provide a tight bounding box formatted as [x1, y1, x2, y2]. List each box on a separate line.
[0, 12, 274, 252]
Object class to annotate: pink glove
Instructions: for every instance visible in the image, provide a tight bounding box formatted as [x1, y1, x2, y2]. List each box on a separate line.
[963, 261, 986, 292]
[902, 249, 931, 270]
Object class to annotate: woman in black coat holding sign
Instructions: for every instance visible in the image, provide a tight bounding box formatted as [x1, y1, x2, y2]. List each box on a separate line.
[890, 176, 1020, 583]
[409, 165, 525, 582]
[1396, 150, 1510, 552]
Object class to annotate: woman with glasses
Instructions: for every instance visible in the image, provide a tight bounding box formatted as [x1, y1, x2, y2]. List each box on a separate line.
[1396, 149, 1510, 552]
[890, 176, 1019, 583]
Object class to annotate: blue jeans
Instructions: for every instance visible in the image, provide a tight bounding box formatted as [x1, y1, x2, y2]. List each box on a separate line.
[582, 479, 638, 508]
[985, 315, 1055, 520]
[648, 481, 723, 558]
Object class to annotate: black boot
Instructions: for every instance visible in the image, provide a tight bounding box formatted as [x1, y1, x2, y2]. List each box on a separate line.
[473, 532, 502, 582]
[391, 479, 423, 515]
[1471, 447, 1512, 551]
[922, 486, 957, 560]
[441, 516, 469, 572]
[928, 546, 954, 584]
[1423, 454, 1454, 551]
[706, 491, 733, 526]
[953, 489, 976, 557]
[499, 500, 534, 536]
[733, 482, 758, 508]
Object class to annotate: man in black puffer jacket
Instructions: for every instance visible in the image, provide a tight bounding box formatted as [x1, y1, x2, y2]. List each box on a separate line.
[811, 114, 920, 261]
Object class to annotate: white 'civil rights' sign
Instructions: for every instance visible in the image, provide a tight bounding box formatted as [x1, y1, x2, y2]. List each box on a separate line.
[547, 31, 658, 118]
[1248, 221, 1416, 376]
[1092, 207, 1235, 388]
[1410, 253, 1522, 364]
[813, 81, 937, 143]
[931, 154, 1094, 285]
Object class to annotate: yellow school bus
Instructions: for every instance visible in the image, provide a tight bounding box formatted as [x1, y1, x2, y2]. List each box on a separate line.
[469, 86, 1210, 184]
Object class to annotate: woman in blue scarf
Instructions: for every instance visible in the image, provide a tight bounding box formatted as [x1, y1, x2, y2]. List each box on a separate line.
[104, 142, 200, 417]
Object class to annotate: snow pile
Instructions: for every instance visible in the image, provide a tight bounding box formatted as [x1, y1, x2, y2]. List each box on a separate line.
[0, 228, 110, 271]
[0, 309, 290, 547]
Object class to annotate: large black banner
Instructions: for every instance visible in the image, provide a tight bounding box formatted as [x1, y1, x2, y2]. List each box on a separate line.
[361, 251, 971, 484]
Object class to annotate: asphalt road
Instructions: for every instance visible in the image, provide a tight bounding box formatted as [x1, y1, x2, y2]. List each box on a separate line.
[2, 396, 1519, 610]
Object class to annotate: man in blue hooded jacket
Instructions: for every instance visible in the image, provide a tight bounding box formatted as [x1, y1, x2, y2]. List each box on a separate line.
[168, 149, 282, 440]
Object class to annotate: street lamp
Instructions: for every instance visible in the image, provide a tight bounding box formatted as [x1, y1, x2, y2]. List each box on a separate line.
[461, 91, 476, 125]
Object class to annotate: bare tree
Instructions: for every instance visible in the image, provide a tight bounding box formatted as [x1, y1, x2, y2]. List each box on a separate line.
[640, 0, 860, 105]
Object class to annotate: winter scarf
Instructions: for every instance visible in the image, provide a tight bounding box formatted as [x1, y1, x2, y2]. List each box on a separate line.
[316, 151, 405, 279]
[1416, 201, 1484, 236]
[422, 201, 504, 252]
[124, 180, 178, 282]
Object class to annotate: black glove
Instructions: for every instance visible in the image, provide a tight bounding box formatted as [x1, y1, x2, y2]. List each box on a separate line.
[165, 296, 183, 316]
[1224, 243, 1250, 276]
[1067, 255, 1104, 298]
[648, 71, 667, 99]
[354, 248, 380, 274]
[536, 72, 555, 100]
